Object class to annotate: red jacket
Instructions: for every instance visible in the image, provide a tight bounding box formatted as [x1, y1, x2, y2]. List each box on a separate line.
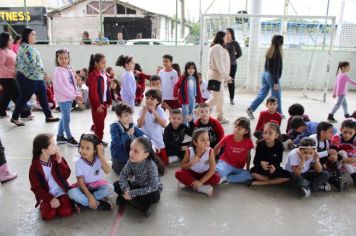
[88, 69, 111, 108]
[255, 110, 282, 132]
[136, 72, 150, 93]
[29, 156, 71, 207]
[194, 117, 224, 148]
[174, 75, 203, 105]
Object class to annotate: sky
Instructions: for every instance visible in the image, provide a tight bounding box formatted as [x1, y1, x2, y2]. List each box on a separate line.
[124, 0, 356, 23]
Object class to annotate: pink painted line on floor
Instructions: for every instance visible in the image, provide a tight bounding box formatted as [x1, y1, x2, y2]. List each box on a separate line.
[109, 205, 125, 236]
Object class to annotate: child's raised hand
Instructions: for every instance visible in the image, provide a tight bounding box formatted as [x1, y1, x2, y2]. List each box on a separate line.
[88, 196, 98, 209]
[269, 164, 276, 174]
[123, 190, 132, 200]
[261, 161, 269, 170]
[50, 197, 60, 208]
[97, 144, 104, 157]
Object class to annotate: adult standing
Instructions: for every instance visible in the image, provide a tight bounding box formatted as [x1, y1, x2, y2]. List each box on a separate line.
[224, 28, 242, 105]
[246, 35, 284, 119]
[0, 32, 31, 119]
[117, 32, 126, 45]
[10, 28, 59, 126]
[206, 31, 232, 124]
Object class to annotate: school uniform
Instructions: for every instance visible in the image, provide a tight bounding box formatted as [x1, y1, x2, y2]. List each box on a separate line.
[159, 68, 180, 109]
[254, 110, 282, 139]
[139, 106, 169, 165]
[135, 72, 151, 105]
[175, 147, 220, 187]
[193, 117, 224, 148]
[29, 156, 73, 220]
[88, 69, 111, 141]
[68, 155, 114, 207]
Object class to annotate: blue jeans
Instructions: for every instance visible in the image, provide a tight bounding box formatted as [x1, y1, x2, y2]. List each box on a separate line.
[331, 95, 348, 115]
[68, 184, 114, 207]
[182, 97, 195, 124]
[58, 101, 73, 138]
[249, 71, 282, 114]
[216, 160, 253, 183]
[12, 72, 52, 120]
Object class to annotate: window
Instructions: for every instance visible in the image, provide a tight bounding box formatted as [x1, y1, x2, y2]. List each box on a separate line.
[117, 4, 125, 14]
[127, 8, 136, 14]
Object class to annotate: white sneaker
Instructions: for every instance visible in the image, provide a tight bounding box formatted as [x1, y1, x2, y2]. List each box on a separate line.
[299, 187, 311, 198]
[318, 183, 331, 192]
[218, 176, 228, 185]
[168, 156, 179, 164]
[197, 185, 213, 197]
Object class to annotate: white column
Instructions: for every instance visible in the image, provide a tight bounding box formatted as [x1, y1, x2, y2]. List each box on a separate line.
[281, 0, 288, 36]
[245, 0, 261, 92]
[335, 0, 345, 47]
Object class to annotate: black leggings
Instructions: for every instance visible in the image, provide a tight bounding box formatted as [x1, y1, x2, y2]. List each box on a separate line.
[0, 79, 31, 118]
[228, 64, 237, 100]
[0, 137, 7, 166]
[113, 181, 160, 211]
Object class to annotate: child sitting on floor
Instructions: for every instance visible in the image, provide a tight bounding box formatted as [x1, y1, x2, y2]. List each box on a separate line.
[214, 117, 254, 185]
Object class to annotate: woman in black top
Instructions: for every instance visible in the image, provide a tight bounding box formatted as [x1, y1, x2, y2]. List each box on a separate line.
[246, 35, 284, 119]
[224, 28, 242, 105]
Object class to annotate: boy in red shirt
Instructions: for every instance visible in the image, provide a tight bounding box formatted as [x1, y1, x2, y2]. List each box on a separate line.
[193, 103, 224, 148]
[214, 117, 254, 184]
[254, 96, 282, 140]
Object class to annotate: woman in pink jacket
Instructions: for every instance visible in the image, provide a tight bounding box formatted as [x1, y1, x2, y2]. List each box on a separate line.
[206, 31, 232, 124]
[0, 32, 31, 119]
[328, 61, 356, 123]
[53, 48, 82, 146]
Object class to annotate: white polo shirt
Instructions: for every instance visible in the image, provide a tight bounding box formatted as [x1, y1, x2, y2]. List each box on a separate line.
[75, 155, 103, 184]
[159, 69, 178, 100]
[285, 149, 314, 173]
[139, 106, 166, 149]
[41, 159, 65, 197]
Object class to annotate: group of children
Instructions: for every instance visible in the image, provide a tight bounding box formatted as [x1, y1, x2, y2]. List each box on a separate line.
[6, 49, 354, 220]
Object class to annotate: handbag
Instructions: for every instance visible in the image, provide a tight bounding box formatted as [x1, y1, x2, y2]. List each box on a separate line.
[207, 79, 221, 91]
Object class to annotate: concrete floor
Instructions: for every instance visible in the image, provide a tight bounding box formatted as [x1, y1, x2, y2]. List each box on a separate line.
[1, 90, 356, 236]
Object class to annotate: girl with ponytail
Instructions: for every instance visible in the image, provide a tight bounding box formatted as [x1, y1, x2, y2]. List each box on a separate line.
[327, 61, 356, 123]
[87, 53, 111, 146]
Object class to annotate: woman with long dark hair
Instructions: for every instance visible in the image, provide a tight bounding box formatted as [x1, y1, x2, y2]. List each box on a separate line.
[10, 28, 59, 126]
[206, 31, 232, 124]
[246, 35, 284, 119]
[224, 28, 242, 105]
[0, 32, 31, 119]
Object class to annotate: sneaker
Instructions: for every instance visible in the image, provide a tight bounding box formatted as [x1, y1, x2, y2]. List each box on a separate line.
[10, 118, 25, 126]
[217, 117, 229, 124]
[45, 117, 60, 123]
[177, 182, 186, 190]
[218, 176, 228, 185]
[230, 99, 235, 105]
[345, 114, 351, 118]
[330, 176, 348, 191]
[168, 156, 179, 164]
[327, 114, 337, 123]
[246, 108, 254, 119]
[57, 135, 67, 144]
[101, 141, 108, 147]
[197, 185, 213, 197]
[67, 137, 79, 147]
[299, 187, 311, 198]
[98, 200, 112, 211]
[318, 183, 331, 192]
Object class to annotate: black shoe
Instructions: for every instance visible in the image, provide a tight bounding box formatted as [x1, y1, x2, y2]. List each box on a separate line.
[46, 117, 60, 123]
[329, 176, 347, 191]
[327, 114, 337, 123]
[116, 196, 126, 205]
[345, 114, 351, 118]
[101, 141, 108, 147]
[10, 118, 25, 126]
[230, 99, 235, 105]
[57, 135, 67, 144]
[144, 206, 151, 217]
[351, 173, 356, 186]
[67, 137, 79, 147]
[98, 200, 112, 211]
[246, 108, 254, 119]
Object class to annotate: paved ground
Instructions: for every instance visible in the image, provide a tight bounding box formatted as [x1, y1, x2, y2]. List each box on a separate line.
[1, 90, 355, 236]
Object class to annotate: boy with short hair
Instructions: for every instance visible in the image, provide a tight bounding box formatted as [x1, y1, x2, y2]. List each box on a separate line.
[110, 103, 145, 174]
[254, 96, 282, 140]
[284, 116, 319, 149]
[286, 103, 310, 134]
[163, 109, 194, 161]
[150, 75, 161, 90]
[193, 103, 224, 148]
[159, 54, 180, 111]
